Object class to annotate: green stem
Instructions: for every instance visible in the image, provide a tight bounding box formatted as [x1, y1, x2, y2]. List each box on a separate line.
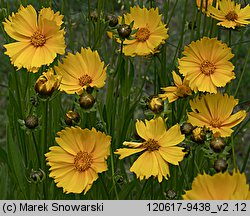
[110, 145, 119, 199]
[231, 136, 237, 169]
[241, 142, 250, 172]
[31, 132, 41, 169]
[234, 48, 250, 97]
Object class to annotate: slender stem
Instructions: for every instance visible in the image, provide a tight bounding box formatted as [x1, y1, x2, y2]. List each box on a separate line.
[110, 145, 119, 199]
[234, 48, 250, 97]
[241, 142, 250, 172]
[31, 132, 41, 169]
[231, 136, 237, 169]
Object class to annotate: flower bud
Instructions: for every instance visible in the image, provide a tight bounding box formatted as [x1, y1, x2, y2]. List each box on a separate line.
[191, 127, 205, 143]
[24, 115, 39, 129]
[210, 137, 226, 152]
[79, 94, 95, 109]
[214, 158, 228, 172]
[148, 96, 163, 114]
[65, 110, 80, 126]
[106, 14, 118, 27]
[117, 24, 132, 39]
[90, 10, 98, 22]
[35, 69, 62, 97]
[165, 189, 176, 199]
[29, 169, 46, 183]
[181, 122, 194, 135]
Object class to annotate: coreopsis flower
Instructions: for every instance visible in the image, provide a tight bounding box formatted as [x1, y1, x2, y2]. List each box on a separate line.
[45, 127, 111, 194]
[35, 68, 62, 97]
[178, 37, 235, 93]
[159, 71, 192, 103]
[55, 48, 107, 95]
[208, 0, 250, 29]
[118, 6, 169, 56]
[188, 93, 246, 137]
[115, 117, 185, 182]
[3, 5, 66, 72]
[183, 170, 250, 199]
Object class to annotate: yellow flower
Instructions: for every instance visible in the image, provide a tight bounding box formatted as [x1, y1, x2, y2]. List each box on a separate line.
[118, 6, 168, 56]
[3, 5, 66, 72]
[196, 0, 217, 12]
[159, 71, 192, 103]
[178, 37, 235, 93]
[188, 93, 246, 137]
[55, 48, 107, 95]
[208, 0, 250, 29]
[183, 170, 250, 200]
[34, 68, 62, 97]
[115, 117, 185, 182]
[45, 127, 111, 194]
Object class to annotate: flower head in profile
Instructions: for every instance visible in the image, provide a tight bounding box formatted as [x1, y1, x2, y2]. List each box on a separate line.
[159, 71, 192, 103]
[3, 5, 66, 72]
[115, 117, 185, 182]
[35, 68, 62, 97]
[183, 170, 250, 200]
[188, 93, 246, 137]
[45, 127, 111, 194]
[55, 48, 107, 95]
[178, 37, 235, 93]
[117, 6, 169, 56]
[208, 0, 250, 29]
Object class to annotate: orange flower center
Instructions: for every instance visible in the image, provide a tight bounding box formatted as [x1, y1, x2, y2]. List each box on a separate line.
[136, 27, 150, 42]
[200, 60, 215, 75]
[79, 75, 92, 87]
[30, 30, 46, 47]
[225, 11, 238, 21]
[74, 151, 93, 172]
[142, 139, 160, 152]
[210, 118, 222, 128]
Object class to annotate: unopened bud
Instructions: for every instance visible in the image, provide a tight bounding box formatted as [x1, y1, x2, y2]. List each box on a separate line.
[214, 158, 228, 172]
[117, 24, 132, 39]
[210, 137, 226, 152]
[65, 111, 80, 126]
[25, 115, 39, 129]
[79, 94, 95, 109]
[181, 123, 194, 135]
[106, 14, 118, 27]
[29, 169, 46, 183]
[165, 189, 176, 199]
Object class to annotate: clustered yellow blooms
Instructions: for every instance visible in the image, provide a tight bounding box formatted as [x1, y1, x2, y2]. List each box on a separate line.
[3, 2, 250, 197]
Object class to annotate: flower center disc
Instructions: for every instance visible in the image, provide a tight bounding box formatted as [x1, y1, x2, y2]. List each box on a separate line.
[142, 139, 160, 152]
[74, 151, 93, 172]
[210, 118, 222, 128]
[225, 11, 238, 21]
[200, 60, 215, 75]
[31, 30, 46, 47]
[79, 75, 92, 87]
[136, 27, 150, 42]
